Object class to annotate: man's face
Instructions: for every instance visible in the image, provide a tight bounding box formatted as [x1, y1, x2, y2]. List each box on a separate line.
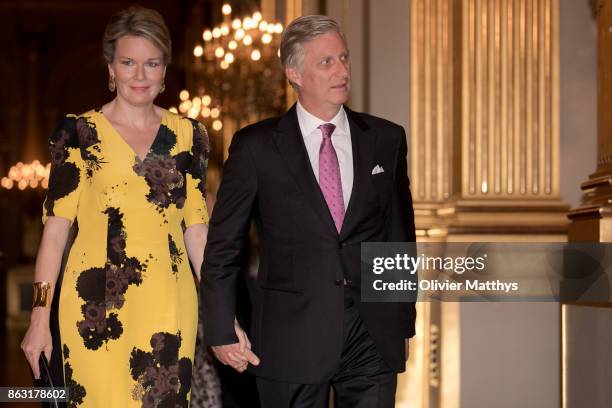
[288, 32, 351, 113]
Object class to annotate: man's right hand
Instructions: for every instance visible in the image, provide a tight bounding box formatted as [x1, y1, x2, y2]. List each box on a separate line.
[211, 319, 260, 373]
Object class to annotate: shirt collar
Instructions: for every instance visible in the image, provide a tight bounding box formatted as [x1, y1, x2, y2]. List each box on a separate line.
[296, 100, 349, 138]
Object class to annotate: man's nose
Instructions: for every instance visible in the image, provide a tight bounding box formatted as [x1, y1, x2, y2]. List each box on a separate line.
[336, 59, 350, 78]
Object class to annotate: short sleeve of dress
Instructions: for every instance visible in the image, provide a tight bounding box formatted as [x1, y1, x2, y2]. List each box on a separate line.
[183, 119, 210, 227]
[42, 115, 85, 224]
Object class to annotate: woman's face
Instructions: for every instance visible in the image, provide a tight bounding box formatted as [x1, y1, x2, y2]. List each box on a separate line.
[108, 35, 166, 107]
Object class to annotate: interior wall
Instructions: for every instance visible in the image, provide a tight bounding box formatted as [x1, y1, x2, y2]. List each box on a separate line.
[459, 303, 560, 408]
[559, 0, 597, 208]
[564, 305, 612, 408]
[326, 0, 410, 130]
[367, 0, 411, 132]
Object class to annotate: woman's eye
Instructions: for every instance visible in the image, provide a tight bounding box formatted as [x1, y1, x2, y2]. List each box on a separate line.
[147, 62, 160, 68]
[121, 60, 133, 66]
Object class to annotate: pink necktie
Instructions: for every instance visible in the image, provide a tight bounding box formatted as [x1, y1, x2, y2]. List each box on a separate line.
[318, 123, 345, 233]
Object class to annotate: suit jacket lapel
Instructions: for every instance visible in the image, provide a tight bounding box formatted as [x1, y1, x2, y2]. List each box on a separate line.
[272, 105, 339, 236]
[340, 107, 376, 240]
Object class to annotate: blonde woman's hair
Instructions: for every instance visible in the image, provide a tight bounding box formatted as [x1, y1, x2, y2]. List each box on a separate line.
[102, 6, 171, 64]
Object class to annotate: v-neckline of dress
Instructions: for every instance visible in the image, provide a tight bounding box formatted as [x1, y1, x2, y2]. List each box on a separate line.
[98, 109, 166, 162]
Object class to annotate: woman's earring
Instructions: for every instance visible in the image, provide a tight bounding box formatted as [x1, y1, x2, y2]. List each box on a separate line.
[108, 76, 116, 92]
[159, 81, 165, 94]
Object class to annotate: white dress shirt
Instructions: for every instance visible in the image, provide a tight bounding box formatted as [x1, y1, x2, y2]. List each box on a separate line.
[296, 101, 353, 210]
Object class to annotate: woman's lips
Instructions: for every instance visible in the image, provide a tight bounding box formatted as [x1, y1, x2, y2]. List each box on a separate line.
[130, 86, 150, 93]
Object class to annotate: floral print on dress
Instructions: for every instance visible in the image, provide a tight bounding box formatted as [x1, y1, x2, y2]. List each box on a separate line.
[150, 123, 178, 156]
[133, 153, 185, 210]
[130, 332, 192, 408]
[187, 119, 210, 195]
[45, 118, 81, 217]
[44, 115, 103, 217]
[75, 116, 103, 177]
[132, 120, 210, 217]
[76, 300, 123, 350]
[168, 234, 184, 276]
[132, 124, 190, 212]
[63, 344, 86, 407]
[75, 207, 148, 350]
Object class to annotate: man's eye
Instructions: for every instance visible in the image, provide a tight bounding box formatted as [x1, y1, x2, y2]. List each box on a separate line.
[321, 58, 331, 65]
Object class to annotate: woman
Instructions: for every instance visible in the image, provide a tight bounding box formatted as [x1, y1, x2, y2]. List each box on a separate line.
[21, 7, 209, 407]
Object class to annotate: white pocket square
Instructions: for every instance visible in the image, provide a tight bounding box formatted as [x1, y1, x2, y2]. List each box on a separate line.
[371, 165, 385, 175]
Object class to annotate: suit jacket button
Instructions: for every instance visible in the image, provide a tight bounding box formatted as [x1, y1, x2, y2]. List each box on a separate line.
[334, 279, 343, 286]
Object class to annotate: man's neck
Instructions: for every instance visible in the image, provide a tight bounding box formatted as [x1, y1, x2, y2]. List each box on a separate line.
[297, 98, 342, 122]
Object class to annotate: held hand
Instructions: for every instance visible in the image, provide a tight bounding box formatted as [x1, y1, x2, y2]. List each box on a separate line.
[234, 317, 251, 353]
[211, 320, 260, 373]
[405, 339, 410, 361]
[21, 308, 52, 379]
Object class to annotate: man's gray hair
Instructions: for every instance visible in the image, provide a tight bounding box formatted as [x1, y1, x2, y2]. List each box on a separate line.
[280, 15, 345, 71]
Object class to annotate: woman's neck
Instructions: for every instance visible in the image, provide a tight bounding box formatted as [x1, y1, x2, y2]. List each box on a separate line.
[102, 97, 161, 128]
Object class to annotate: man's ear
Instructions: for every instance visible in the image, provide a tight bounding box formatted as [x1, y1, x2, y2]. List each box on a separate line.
[285, 66, 302, 88]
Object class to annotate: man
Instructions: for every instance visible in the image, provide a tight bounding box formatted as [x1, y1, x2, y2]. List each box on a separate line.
[201, 15, 416, 407]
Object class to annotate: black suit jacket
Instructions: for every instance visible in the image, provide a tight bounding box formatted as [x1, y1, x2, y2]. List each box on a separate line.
[201, 105, 416, 384]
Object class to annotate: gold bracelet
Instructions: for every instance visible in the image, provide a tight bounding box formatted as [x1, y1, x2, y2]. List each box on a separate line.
[32, 282, 52, 308]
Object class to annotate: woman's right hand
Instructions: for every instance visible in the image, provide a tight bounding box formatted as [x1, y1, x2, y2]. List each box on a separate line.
[21, 308, 52, 379]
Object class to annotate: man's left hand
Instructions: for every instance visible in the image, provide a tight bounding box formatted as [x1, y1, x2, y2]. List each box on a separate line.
[211, 319, 260, 373]
[405, 339, 410, 361]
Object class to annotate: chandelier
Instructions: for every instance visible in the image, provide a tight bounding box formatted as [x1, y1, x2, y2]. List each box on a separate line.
[1, 160, 50, 190]
[171, 3, 287, 134]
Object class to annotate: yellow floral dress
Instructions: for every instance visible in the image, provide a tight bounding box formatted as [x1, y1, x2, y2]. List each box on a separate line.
[42, 109, 209, 407]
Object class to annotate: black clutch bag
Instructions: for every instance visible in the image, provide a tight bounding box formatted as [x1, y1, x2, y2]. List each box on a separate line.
[33, 353, 60, 408]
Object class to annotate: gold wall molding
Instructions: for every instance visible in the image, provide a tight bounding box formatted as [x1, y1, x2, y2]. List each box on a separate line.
[459, 0, 560, 199]
[411, 0, 454, 205]
[569, 0, 612, 241]
[410, 0, 455, 237]
[591, 0, 607, 17]
[411, 0, 567, 239]
[596, 0, 612, 174]
[412, 3, 568, 404]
